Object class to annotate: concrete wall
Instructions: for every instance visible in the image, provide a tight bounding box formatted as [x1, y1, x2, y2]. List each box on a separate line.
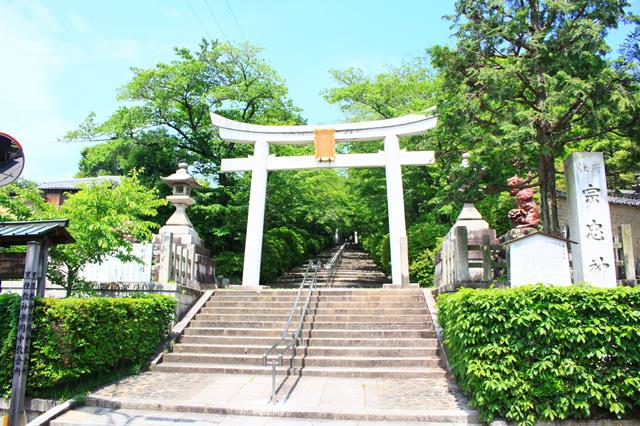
[558, 198, 640, 260]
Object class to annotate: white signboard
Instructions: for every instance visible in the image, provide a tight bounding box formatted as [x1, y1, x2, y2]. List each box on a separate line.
[81, 243, 153, 283]
[508, 233, 571, 287]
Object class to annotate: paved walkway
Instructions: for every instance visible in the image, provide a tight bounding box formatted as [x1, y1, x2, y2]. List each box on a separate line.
[54, 372, 479, 424]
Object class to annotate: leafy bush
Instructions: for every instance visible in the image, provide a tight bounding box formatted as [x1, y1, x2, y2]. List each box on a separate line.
[438, 285, 640, 425]
[0, 294, 175, 397]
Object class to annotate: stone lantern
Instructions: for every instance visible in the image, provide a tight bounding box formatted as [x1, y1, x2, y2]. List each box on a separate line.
[159, 162, 202, 245]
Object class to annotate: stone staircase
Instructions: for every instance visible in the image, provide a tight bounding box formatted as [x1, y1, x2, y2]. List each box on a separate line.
[152, 288, 444, 379]
[51, 265, 479, 424]
[272, 244, 389, 288]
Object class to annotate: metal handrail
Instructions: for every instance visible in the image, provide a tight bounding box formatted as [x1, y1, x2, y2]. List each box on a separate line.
[262, 261, 313, 363]
[325, 243, 347, 287]
[262, 259, 321, 401]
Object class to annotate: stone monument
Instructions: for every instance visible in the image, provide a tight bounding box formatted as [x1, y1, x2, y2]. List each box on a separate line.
[564, 152, 616, 287]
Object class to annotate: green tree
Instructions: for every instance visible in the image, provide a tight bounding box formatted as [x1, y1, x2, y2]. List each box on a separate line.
[430, 0, 639, 233]
[324, 57, 452, 285]
[46, 173, 166, 296]
[65, 40, 355, 284]
[0, 180, 51, 221]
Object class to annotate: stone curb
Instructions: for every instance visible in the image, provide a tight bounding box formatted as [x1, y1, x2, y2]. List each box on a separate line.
[26, 399, 76, 426]
[150, 289, 214, 367]
[491, 420, 640, 426]
[85, 396, 481, 423]
[0, 398, 58, 413]
[422, 288, 451, 373]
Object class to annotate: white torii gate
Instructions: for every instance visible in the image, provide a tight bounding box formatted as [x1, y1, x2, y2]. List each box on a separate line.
[211, 112, 437, 287]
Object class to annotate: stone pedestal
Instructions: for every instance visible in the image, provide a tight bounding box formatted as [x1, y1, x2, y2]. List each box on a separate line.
[504, 232, 571, 287]
[564, 152, 616, 287]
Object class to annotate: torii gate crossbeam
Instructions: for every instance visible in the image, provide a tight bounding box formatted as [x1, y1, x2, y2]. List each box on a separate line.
[211, 112, 438, 287]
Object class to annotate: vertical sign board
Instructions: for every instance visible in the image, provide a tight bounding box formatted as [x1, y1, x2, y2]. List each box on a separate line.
[564, 152, 617, 287]
[8, 241, 41, 426]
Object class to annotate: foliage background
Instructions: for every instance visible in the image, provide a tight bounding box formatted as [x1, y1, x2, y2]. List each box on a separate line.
[63, 0, 639, 285]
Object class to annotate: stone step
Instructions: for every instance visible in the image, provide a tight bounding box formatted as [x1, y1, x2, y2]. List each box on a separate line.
[213, 289, 420, 295]
[187, 320, 431, 330]
[214, 288, 419, 293]
[276, 273, 386, 280]
[183, 327, 436, 339]
[205, 301, 425, 309]
[162, 352, 441, 368]
[151, 362, 447, 379]
[50, 406, 481, 425]
[172, 343, 439, 357]
[215, 287, 417, 292]
[207, 295, 424, 303]
[199, 307, 430, 315]
[194, 313, 431, 323]
[180, 335, 439, 347]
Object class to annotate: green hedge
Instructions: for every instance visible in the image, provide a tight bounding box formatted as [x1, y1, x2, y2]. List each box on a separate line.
[0, 294, 175, 397]
[438, 285, 640, 425]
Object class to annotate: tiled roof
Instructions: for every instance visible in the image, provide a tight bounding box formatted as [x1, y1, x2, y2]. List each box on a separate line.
[38, 176, 121, 191]
[558, 191, 640, 207]
[0, 220, 75, 246]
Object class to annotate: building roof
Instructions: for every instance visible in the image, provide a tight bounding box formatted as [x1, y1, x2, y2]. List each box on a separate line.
[38, 176, 121, 191]
[0, 220, 75, 246]
[558, 191, 640, 208]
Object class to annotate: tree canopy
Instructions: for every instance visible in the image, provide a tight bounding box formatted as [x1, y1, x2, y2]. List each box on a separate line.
[430, 0, 640, 233]
[58, 1, 639, 286]
[65, 40, 356, 283]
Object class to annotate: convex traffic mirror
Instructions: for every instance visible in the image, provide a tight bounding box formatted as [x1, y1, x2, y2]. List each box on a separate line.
[0, 133, 25, 187]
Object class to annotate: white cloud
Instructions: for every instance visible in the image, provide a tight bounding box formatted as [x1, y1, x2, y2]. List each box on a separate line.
[163, 8, 184, 18]
[70, 13, 91, 33]
[0, 2, 79, 183]
[94, 38, 140, 61]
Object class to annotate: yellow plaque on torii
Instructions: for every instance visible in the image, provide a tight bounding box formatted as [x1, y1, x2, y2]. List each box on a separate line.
[314, 129, 336, 162]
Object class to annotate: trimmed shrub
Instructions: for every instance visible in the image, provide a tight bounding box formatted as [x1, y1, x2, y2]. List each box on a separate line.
[438, 285, 640, 425]
[0, 294, 175, 397]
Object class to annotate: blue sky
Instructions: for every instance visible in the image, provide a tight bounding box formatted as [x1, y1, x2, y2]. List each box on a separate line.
[0, 0, 637, 183]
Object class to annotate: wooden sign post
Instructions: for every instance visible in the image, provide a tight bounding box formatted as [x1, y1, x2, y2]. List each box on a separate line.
[8, 241, 41, 426]
[0, 220, 74, 426]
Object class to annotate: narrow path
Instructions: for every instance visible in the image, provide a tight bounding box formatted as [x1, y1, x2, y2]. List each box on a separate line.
[271, 243, 388, 288]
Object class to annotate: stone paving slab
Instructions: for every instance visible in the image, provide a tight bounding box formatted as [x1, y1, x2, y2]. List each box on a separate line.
[52, 406, 476, 425]
[63, 371, 478, 423]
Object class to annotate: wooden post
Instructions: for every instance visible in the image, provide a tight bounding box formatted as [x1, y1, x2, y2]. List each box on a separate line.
[619, 224, 636, 284]
[481, 234, 492, 281]
[158, 233, 173, 284]
[9, 241, 41, 426]
[36, 239, 49, 298]
[454, 226, 469, 283]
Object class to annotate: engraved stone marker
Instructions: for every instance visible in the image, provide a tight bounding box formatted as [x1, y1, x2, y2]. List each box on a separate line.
[564, 152, 616, 287]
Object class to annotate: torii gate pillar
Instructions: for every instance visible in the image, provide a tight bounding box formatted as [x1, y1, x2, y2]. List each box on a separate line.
[384, 134, 410, 286]
[212, 112, 438, 287]
[243, 139, 269, 287]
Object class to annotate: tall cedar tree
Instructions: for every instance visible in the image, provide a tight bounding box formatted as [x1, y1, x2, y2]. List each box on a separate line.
[431, 0, 639, 233]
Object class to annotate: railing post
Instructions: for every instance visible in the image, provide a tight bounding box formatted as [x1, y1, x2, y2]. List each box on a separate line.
[481, 234, 492, 281]
[619, 224, 636, 284]
[158, 232, 173, 284]
[454, 226, 469, 283]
